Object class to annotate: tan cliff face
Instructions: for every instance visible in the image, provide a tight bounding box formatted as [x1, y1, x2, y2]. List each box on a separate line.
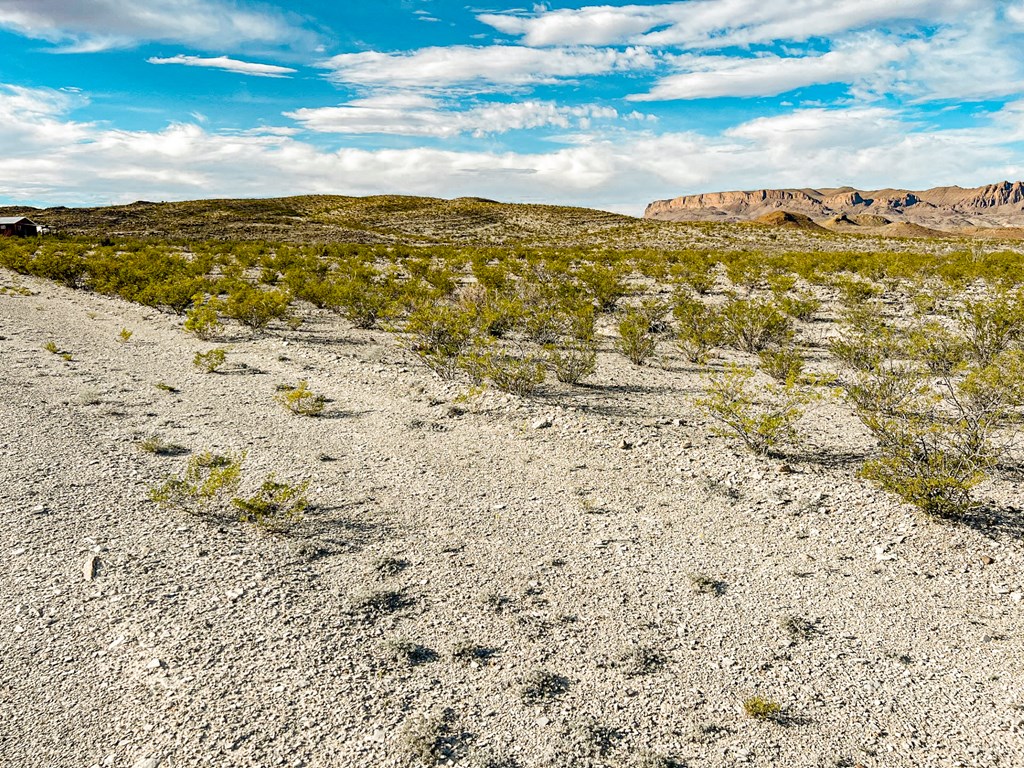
[644, 181, 1024, 231]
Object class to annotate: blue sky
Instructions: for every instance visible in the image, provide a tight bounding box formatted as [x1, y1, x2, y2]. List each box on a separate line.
[1, 0, 1024, 214]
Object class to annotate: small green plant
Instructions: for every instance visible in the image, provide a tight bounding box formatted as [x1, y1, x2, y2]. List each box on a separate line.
[615, 302, 662, 365]
[231, 476, 308, 530]
[149, 451, 244, 516]
[118, 327, 133, 343]
[546, 339, 598, 384]
[43, 341, 59, 354]
[276, 380, 326, 416]
[137, 434, 187, 456]
[694, 365, 810, 455]
[183, 294, 223, 340]
[743, 696, 782, 721]
[463, 345, 546, 396]
[674, 292, 724, 364]
[720, 296, 793, 353]
[193, 348, 227, 373]
[154, 381, 179, 393]
[757, 345, 805, 383]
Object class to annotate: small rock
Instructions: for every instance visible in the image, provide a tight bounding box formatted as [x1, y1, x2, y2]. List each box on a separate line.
[778, 463, 795, 474]
[532, 417, 553, 430]
[146, 658, 164, 670]
[83, 554, 99, 581]
[132, 758, 161, 768]
[980, 555, 994, 565]
[1011, 592, 1022, 603]
[536, 716, 550, 727]
[619, 439, 633, 450]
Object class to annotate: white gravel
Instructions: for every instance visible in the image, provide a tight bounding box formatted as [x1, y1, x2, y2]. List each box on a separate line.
[1, 269, 1022, 768]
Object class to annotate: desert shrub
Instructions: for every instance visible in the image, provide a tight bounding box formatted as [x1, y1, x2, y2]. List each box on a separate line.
[519, 669, 569, 704]
[615, 303, 660, 365]
[954, 290, 1023, 365]
[137, 434, 186, 456]
[404, 303, 477, 380]
[193, 348, 227, 373]
[183, 294, 223, 340]
[136, 276, 212, 315]
[720, 296, 793, 353]
[743, 696, 782, 721]
[330, 269, 400, 329]
[673, 292, 723, 364]
[778, 290, 821, 321]
[149, 451, 244, 516]
[904, 321, 969, 376]
[231, 476, 308, 530]
[576, 262, 627, 311]
[221, 285, 292, 332]
[276, 380, 326, 416]
[725, 256, 765, 292]
[547, 339, 598, 384]
[835, 276, 882, 308]
[757, 345, 804, 383]
[118, 328, 133, 343]
[844, 362, 1009, 517]
[671, 255, 717, 295]
[694, 365, 809, 455]
[43, 341, 59, 355]
[460, 340, 546, 395]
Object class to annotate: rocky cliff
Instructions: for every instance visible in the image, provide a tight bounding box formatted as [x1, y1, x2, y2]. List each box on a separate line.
[645, 181, 1024, 230]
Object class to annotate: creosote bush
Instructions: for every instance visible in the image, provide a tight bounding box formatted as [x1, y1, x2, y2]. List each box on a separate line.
[193, 348, 227, 373]
[149, 451, 244, 516]
[231, 476, 308, 530]
[674, 292, 723, 364]
[694, 365, 810, 455]
[184, 294, 223, 340]
[276, 380, 326, 416]
[743, 696, 782, 721]
[615, 301, 663, 366]
[720, 296, 792, 353]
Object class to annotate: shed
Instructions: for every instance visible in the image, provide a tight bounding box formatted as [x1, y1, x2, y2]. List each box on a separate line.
[0, 217, 41, 237]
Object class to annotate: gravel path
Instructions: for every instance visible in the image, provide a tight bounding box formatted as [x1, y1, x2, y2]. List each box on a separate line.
[1, 269, 1022, 768]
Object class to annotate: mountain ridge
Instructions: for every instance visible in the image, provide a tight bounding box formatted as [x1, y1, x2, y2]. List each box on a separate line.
[645, 181, 1024, 230]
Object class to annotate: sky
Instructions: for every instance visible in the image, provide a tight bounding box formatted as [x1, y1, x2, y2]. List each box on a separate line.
[1, 1, 1024, 215]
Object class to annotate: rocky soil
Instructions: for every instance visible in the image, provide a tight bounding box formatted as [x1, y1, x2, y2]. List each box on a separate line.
[1, 269, 1023, 768]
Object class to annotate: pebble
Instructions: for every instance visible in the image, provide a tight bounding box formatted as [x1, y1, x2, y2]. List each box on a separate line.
[531, 417, 553, 429]
[146, 658, 164, 670]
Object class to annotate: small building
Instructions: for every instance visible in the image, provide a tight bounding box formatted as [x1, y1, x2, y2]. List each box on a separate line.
[0, 217, 41, 237]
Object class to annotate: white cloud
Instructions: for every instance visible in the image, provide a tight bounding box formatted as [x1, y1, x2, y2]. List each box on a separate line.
[0, 0, 314, 51]
[632, 46, 905, 101]
[2, 82, 1023, 215]
[148, 55, 297, 78]
[317, 45, 658, 88]
[479, 0, 979, 48]
[285, 95, 622, 137]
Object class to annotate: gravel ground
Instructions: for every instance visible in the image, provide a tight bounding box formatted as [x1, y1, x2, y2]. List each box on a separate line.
[1, 269, 1022, 768]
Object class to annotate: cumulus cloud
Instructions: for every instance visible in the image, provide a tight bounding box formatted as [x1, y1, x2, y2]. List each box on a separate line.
[148, 55, 297, 78]
[3, 82, 1024, 215]
[317, 45, 658, 88]
[285, 94, 624, 137]
[0, 0, 315, 51]
[479, 0, 978, 48]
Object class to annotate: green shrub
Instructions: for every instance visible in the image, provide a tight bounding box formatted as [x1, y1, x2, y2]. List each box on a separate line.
[720, 297, 792, 353]
[276, 380, 326, 416]
[184, 294, 223, 340]
[547, 339, 598, 384]
[757, 345, 804, 383]
[743, 696, 781, 720]
[694, 365, 809, 455]
[778, 290, 821, 321]
[193, 348, 227, 373]
[149, 451, 244, 516]
[404, 304, 476, 380]
[118, 328, 133, 343]
[615, 304, 659, 365]
[673, 292, 723, 364]
[231, 476, 308, 530]
[221, 285, 292, 332]
[904, 321, 968, 376]
[955, 290, 1023, 365]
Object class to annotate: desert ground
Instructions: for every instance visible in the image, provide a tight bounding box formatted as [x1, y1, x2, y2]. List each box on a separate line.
[1, 198, 1023, 768]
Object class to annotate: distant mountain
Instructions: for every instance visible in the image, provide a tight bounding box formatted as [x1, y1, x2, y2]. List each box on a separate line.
[644, 181, 1024, 231]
